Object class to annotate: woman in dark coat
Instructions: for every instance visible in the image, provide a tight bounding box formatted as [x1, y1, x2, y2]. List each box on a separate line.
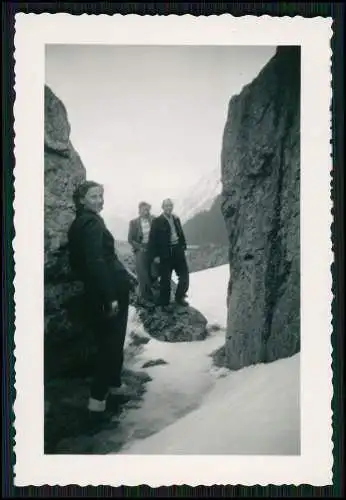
[68, 181, 136, 413]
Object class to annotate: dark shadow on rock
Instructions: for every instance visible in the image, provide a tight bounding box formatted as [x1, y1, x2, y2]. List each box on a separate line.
[142, 359, 169, 368]
[55, 435, 117, 455]
[44, 368, 152, 454]
[129, 331, 151, 346]
[210, 345, 227, 368]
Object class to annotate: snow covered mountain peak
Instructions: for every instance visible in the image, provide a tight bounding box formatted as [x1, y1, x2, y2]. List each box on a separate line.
[174, 166, 222, 223]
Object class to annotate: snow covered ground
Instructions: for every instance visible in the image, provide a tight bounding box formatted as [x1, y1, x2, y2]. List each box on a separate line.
[121, 352, 300, 455]
[110, 264, 300, 455]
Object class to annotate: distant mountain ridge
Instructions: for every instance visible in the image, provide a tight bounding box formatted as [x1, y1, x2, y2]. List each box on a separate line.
[104, 166, 222, 242]
[174, 166, 221, 223]
[183, 194, 228, 246]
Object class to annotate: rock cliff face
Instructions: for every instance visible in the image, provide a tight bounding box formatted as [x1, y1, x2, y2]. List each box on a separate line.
[44, 86, 89, 381]
[44, 86, 86, 260]
[221, 46, 300, 369]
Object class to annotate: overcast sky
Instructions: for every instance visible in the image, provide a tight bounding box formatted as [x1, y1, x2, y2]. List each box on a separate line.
[45, 44, 276, 220]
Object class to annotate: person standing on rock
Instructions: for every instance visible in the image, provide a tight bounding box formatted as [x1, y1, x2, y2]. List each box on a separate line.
[128, 201, 156, 308]
[148, 198, 190, 312]
[68, 181, 137, 415]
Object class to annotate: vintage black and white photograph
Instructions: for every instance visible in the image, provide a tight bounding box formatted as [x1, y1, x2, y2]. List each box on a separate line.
[43, 43, 301, 456]
[13, 14, 333, 486]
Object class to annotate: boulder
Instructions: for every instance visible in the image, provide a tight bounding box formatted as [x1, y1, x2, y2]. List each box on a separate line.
[44, 86, 91, 381]
[138, 304, 208, 342]
[142, 359, 169, 368]
[221, 46, 300, 369]
[44, 86, 85, 262]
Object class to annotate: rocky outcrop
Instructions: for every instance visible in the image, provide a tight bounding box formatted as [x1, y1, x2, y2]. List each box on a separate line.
[138, 304, 208, 342]
[44, 87, 85, 261]
[221, 47, 300, 369]
[44, 86, 90, 381]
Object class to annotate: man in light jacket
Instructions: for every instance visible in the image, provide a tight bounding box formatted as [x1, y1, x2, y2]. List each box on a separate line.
[128, 201, 156, 307]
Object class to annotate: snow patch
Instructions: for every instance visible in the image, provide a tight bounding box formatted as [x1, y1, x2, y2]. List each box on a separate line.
[117, 305, 227, 445]
[121, 353, 300, 455]
[110, 264, 300, 456]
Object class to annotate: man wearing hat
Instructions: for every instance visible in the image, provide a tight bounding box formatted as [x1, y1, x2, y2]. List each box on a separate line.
[128, 201, 156, 307]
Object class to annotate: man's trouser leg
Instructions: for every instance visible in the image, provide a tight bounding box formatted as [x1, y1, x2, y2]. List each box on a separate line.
[172, 246, 189, 301]
[135, 250, 153, 301]
[159, 256, 173, 306]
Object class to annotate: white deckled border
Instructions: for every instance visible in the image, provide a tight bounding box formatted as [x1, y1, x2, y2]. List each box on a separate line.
[13, 13, 333, 486]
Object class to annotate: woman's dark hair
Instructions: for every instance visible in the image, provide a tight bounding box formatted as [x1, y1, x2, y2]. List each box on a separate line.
[73, 181, 103, 210]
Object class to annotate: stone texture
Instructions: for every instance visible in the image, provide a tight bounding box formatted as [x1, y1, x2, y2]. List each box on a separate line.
[44, 86, 85, 262]
[221, 46, 300, 369]
[142, 359, 169, 368]
[44, 86, 91, 381]
[138, 304, 208, 342]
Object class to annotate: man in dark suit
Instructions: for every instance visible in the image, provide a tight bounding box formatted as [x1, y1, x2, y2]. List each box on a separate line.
[148, 198, 189, 311]
[128, 201, 156, 307]
[68, 181, 136, 414]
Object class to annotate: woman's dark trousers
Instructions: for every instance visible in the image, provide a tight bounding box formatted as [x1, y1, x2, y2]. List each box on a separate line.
[85, 292, 129, 402]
